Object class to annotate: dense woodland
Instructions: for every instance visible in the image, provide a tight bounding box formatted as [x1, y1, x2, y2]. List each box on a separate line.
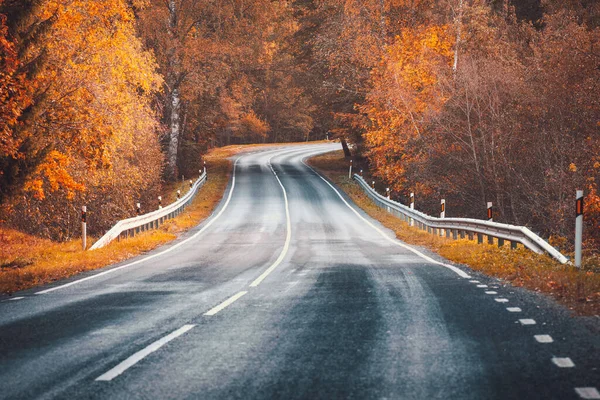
[0, 0, 598, 252]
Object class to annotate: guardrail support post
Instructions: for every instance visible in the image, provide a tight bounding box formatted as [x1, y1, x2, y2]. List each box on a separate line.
[477, 233, 483, 244]
[468, 232, 474, 240]
[575, 189, 584, 267]
[487, 202, 493, 222]
[497, 238, 504, 248]
[452, 229, 458, 240]
[460, 230, 465, 239]
[82, 206, 87, 250]
[510, 241, 518, 249]
[488, 235, 494, 245]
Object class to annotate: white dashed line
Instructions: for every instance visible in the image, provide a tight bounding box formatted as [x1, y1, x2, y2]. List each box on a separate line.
[485, 291, 498, 295]
[534, 334, 554, 343]
[8, 297, 24, 301]
[519, 319, 536, 325]
[469, 280, 480, 283]
[575, 387, 600, 399]
[495, 298, 509, 303]
[204, 291, 248, 316]
[96, 324, 196, 381]
[477, 284, 488, 288]
[507, 307, 522, 312]
[552, 357, 575, 368]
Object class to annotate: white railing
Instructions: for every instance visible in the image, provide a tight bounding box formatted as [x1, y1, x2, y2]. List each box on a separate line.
[354, 174, 568, 264]
[89, 172, 208, 250]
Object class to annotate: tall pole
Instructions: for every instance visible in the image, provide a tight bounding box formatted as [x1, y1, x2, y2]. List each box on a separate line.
[575, 190, 584, 268]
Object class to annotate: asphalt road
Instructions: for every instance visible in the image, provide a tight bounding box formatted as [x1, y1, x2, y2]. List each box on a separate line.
[1, 143, 598, 400]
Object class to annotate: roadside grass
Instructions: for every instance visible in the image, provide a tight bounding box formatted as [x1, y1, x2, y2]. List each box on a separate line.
[0, 141, 329, 295]
[308, 150, 600, 316]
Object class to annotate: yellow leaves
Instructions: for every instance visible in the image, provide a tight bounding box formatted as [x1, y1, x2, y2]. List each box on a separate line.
[24, 151, 85, 200]
[569, 163, 577, 172]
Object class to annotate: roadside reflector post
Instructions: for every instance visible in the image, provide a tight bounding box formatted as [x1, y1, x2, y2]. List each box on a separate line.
[349, 159, 353, 179]
[177, 190, 181, 200]
[204, 161, 206, 174]
[386, 188, 390, 200]
[189, 179, 193, 190]
[440, 199, 446, 237]
[158, 196, 162, 209]
[409, 192, 415, 227]
[487, 202, 493, 222]
[136, 202, 141, 216]
[360, 169, 363, 176]
[81, 206, 87, 251]
[575, 189, 584, 267]
[372, 180, 375, 189]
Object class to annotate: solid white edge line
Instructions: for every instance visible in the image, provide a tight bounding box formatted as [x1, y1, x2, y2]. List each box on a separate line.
[8, 297, 25, 301]
[36, 156, 248, 295]
[249, 155, 292, 287]
[300, 156, 471, 279]
[204, 291, 248, 316]
[95, 324, 196, 381]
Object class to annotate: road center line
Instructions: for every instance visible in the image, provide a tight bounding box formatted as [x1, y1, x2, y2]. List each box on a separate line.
[36, 156, 247, 295]
[534, 334, 554, 343]
[552, 357, 575, 368]
[576, 387, 600, 399]
[249, 156, 292, 287]
[301, 157, 471, 279]
[95, 324, 196, 382]
[204, 291, 248, 316]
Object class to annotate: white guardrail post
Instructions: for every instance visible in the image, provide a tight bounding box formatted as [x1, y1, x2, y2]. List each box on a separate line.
[575, 189, 584, 268]
[89, 172, 207, 250]
[352, 174, 568, 264]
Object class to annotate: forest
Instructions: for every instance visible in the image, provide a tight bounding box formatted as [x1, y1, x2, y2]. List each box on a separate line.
[0, 0, 598, 253]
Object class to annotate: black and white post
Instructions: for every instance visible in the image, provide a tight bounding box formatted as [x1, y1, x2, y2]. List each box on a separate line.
[348, 159, 353, 179]
[575, 189, 584, 268]
[386, 188, 390, 200]
[487, 202, 493, 222]
[440, 199, 446, 219]
[410, 192, 415, 227]
[158, 196, 162, 209]
[189, 179, 193, 190]
[81, 206, 87, 251]
[177, 190, 181, 200]
[203, 161, 206, 175]
[372, 181, 375, 189]
[136, 202, 141, 216]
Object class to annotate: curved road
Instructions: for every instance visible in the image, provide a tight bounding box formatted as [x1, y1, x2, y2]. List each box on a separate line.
[0, 143, 598, 399]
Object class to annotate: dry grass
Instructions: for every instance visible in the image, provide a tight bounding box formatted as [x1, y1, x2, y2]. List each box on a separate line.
[0, 141, 330, 295]
[309, 150, 600, 316]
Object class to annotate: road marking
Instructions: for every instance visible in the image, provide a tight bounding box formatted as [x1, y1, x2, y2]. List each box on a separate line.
[506, 307, 522, 312]
[495, 298, 509, 303]
[485, 291, 498, 295]
[204, 291, 248, 316]
[519, 319, 536, 325]
[552, 357, 575, 368]
[576, 387, 600, 399]
[477, 284, 488, 288]
[8, 297, 24, 301]
[36, 157, 248, 295]
[469, 280, 480, 283]
[301, 158, 471, 279]
[95, 324, 196, 381]
[250, 156, 292, 287]
[534, 334, 554, 343]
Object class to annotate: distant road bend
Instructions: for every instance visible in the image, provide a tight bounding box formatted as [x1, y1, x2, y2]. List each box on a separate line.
[0, 143, 598, 399]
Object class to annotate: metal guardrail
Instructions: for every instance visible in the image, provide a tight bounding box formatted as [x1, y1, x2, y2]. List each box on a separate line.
[89, 171, 208, 250]
[354, 174, 568, 264]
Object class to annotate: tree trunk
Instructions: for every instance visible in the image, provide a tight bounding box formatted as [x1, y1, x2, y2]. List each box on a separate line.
[167, 87, 181, 178]
[340, 138, 351, 158]
[453, 0, 464, 74]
